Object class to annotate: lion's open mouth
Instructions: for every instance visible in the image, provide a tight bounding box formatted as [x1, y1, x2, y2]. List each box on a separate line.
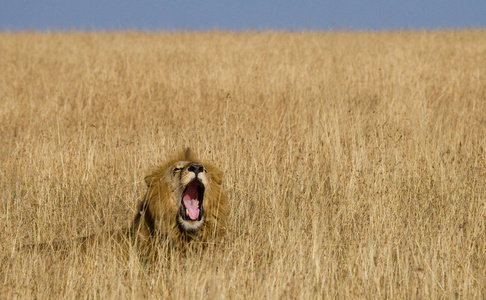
[181, 179, 204, 221]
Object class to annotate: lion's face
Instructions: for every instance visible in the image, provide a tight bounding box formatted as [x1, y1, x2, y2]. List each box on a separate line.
[166, 160, 211, 231]
[134, 149, 227, 253]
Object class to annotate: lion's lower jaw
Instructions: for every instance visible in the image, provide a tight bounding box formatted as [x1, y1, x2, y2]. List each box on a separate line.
[178, 217, 204, 232]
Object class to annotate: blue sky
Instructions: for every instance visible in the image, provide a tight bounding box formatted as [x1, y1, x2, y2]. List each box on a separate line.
[1, 1, 485, 31]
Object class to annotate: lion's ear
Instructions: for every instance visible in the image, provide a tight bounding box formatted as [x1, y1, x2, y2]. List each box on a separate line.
[183, 147, 196, 161]
[208, 165, 224, 185]
[144, 174, 155, 187]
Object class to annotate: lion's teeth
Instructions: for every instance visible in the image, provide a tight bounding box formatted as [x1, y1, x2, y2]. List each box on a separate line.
[197, 201, 199, 208]
[186, 209, 189, 216]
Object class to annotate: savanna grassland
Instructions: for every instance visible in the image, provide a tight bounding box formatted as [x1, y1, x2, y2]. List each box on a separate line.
[1, 30, 486, 299]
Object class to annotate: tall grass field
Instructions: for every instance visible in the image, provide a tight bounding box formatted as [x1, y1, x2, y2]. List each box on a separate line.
[1, 30, 485, 298]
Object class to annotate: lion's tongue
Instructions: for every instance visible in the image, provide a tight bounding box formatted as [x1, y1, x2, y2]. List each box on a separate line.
[183, 183, 200, 220]
[183, 198, 199, 220]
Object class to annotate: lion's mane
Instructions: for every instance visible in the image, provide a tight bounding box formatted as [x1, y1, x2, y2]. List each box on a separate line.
[131, 149, 228, 256]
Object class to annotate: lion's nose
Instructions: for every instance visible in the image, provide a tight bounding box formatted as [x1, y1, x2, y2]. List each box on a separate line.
[188, 164, 204, 176]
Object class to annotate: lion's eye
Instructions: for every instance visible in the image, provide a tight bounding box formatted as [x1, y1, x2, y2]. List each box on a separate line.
[173, 167, 182, 174]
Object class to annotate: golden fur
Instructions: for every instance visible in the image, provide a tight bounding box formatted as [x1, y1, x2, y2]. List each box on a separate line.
[130, 148, 228, 256]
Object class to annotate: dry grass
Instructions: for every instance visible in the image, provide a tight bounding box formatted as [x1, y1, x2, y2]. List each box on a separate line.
[1, 30, 486, 299]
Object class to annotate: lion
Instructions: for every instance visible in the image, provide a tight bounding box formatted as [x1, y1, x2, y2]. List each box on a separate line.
[20, 148, 228, 261]
[130, 148, 228, 257]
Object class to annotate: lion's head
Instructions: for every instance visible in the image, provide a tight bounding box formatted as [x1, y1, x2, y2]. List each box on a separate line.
[131, 149, 227, 253]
